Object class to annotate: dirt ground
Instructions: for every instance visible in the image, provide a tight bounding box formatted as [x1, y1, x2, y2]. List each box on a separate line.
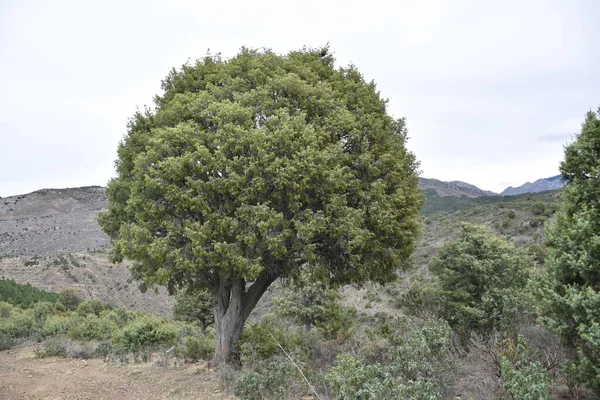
[0, 346, 236, 400]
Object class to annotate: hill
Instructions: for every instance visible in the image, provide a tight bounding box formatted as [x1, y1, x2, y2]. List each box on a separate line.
[0, 186, 110, 257]
[419, 178, 496, 198]
[501, 174, 565, 195]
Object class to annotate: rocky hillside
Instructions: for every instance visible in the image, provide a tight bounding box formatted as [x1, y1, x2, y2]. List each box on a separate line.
[0, 186, 109, 257]
[0, 187, 172, 316]
[419, 178, 496, 198]
[501, 175, 565, 195]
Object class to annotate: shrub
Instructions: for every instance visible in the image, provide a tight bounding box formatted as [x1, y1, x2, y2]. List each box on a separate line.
[43, 314, 71, 336]
[430, 224, 533, 338]
[233, 359, 303, 400]
[0, 333, 14, 350]
[35, 338, 66, 358]
[178, 335, 214, 361]
[238, 320, 291, 363]
[0, 301, 12, 319]
[58, 288, 81, 311]
[76, 300, 104, 316]
[0, 309, 35, 339]
[33, 301, 55, 325]
[116, 315, 177, 352]
[529, 216, 547, 228]
[326, 354, 438, 400]
[531, 202, 547, 216]
[68, 314, 118, 341]
[498, 336, 550, 399]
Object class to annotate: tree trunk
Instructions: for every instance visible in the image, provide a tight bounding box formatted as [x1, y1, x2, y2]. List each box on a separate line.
[210, 272, 275, 366]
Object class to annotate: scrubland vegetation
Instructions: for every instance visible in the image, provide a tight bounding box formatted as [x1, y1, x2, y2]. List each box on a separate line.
[2, 45, 598, 399]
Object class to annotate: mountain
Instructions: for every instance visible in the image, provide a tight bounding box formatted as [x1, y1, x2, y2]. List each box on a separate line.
[0, 186, 109, 257]
[501, 175, 565, 196]
[419, 178, 497, 198]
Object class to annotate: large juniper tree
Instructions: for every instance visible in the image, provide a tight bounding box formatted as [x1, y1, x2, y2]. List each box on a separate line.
[98, 47, 422, 364]
[538, 108, 600, 393]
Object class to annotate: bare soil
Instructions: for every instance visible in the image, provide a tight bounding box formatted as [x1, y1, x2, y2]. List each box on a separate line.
[0, 345, 236, 400]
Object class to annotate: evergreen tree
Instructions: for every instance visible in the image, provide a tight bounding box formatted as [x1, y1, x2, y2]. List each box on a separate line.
[538, 108, 600, 393]
[98, 47, 422, 364]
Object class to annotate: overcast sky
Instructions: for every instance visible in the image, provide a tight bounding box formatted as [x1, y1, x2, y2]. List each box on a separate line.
[1, 0, 598, 197]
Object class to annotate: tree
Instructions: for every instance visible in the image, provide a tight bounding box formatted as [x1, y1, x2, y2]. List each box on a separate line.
[430, 224, 533, 338]
[58, 287, 81, 311]
[537, 108, 600, 394]
[98, 47, 423, 364]
[173, 286, 213, 335]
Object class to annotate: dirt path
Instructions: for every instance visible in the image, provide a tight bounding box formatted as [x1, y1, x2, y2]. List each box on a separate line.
[0, 346, 236, 400]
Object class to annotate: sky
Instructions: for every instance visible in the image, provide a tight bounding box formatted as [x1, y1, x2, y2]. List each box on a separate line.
[0, 0, 598, 197]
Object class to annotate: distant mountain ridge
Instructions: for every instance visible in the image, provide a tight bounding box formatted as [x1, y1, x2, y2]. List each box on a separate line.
[419, 178, 497, 198]
[500, 175, 565, 196]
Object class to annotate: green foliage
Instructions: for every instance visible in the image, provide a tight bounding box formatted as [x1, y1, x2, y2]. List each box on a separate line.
[314, 299, 356, 341]
[538, 108, 600, 395]
[67, 314, 118, 341]
[98, 46, 423, 362]
[0, 301, 12, 319]
[527, 243, 547, 265]
[178, 335, 215, 360]
[430, 224, 533, 336]
[529, 216, 547, 228]
[0, 309, 35, 339]
[531, 201, 547, 216]
[0, 279, 58, 308]
[116, 315, 177, 352]
[274, 268, 355, 338]
[421, 189, 560, 217]
[43, 314, 70, 336]
[499, 336, 550, 400]
[238, 319, 292, 363]
[399, 279, 441, 317]
[233, 358, 302, 400]
[33, 301, 55, 325]
[172, 286, 213, 334]
[76, 300, 105, 316]
[58, 288, 81, 311]
[327, 316, 453, 399]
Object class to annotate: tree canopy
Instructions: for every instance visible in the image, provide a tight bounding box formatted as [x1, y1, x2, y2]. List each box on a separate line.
[98, 47, 423, 363]
[538, 107, 600, 394]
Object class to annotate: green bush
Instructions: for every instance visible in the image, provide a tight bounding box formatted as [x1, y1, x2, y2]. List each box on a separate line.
[529, 216, 547, 228]
[430, 224, 533, 337]
[499, 336, 550, 400]
[531, 202, 546, 216]
[33, 301, 55, 325]
[233, 359, 303, 400]
[238, 320, 291, 363]
[326, 354, 438, 400]
[116, 315, 177, 352]
[399, 280, 441, 317]
[0, 333, 14, 350]
[76, 300, 104, 316]
[68, 314, 118, 341]
[58, 288, 81, 311]
[327, 316, 453, 399]
[0, 309, 35, 339]
[0, 301, 13, 319]
[178, 335, 215, 361]
[43, 314, 70, 336]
